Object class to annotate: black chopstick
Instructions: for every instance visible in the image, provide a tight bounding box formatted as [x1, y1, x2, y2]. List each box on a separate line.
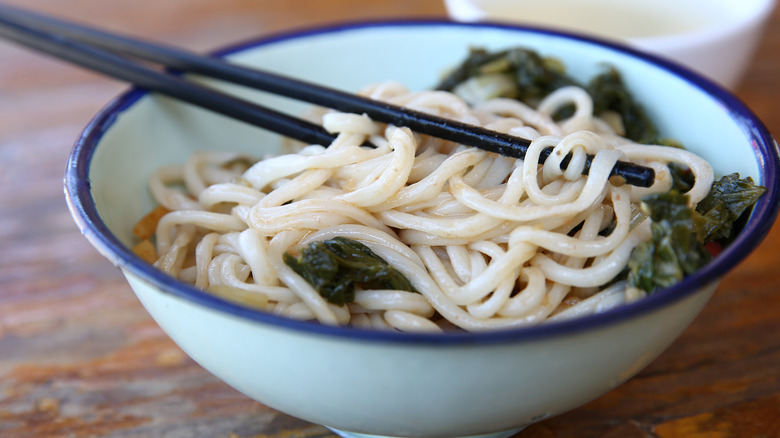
[0, 9, 338, 147]
[0, 5, 655, 187]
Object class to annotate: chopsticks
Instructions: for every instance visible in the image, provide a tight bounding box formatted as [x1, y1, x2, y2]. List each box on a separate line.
[0, 5, 655, 187]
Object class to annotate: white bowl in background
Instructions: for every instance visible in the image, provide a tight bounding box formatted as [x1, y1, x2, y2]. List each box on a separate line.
[65, 21, 779, 438]
[444, 0, 776, 88]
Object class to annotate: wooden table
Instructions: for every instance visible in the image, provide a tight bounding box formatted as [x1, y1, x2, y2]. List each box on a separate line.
[1, 1, 778, 437]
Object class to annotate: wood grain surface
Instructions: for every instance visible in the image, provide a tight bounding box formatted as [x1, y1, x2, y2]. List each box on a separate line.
[1, 1, 778, 437]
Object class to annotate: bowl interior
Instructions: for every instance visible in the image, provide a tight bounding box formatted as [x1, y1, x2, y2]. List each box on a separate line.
[70, 21, 779, 341]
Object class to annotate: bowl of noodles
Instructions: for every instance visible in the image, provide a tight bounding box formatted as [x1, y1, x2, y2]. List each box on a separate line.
[65, 20, 779, 438]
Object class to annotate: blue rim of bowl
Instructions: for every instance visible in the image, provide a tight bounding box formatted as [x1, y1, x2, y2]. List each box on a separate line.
[64, 19, 780, 345]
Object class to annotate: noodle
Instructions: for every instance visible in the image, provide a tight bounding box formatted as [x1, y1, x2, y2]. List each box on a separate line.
[139, 80, 716, 333]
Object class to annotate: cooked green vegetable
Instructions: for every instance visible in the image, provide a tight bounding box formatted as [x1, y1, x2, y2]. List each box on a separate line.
[283, 237, 416, 306]
[586, 68, 657, 144]
[693, 173, 766, 244]
[668, 162, 696, 193]
[627, 191, 711, 293]
[627, 172, 765, 293]
[436, 47, 575, 105]
[437, 48, 663, 144]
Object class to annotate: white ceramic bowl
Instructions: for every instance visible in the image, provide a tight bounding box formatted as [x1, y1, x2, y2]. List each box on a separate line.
[65, 21, 779, 438]
[444, 0, 777, 88]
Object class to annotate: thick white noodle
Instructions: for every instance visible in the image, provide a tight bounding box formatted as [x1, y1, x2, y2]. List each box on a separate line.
[144, 82, 714, 332]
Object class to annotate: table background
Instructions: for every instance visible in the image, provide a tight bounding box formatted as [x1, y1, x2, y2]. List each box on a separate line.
[1, 1, 778, 437]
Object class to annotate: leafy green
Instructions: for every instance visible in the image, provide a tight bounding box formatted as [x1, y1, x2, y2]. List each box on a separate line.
[436, 48, 658, 143]
[436, 47, 576, 105]
[586, 68, 657, 144]
[668, 162, 696, 193]
[627, 191, 711, 293]
[507, 49, 576, 103]
[436, 48, 513, 91]
[626, 174, 765, 294]
[693, 173, 766, 243]
[283, 237, 416, 306]
[444, 73, 518, 107]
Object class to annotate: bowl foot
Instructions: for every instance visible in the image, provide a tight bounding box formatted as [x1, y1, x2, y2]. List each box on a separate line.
[325, 426, 525, 438]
